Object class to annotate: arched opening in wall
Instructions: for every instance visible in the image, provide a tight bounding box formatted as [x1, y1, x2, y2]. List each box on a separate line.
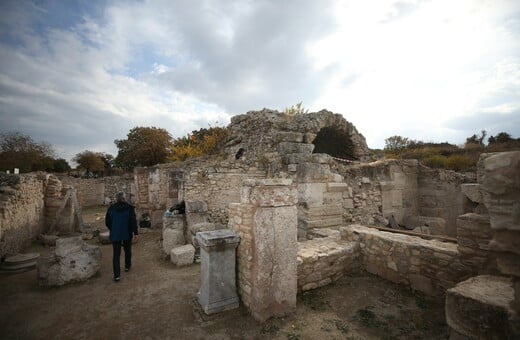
[312, 127, 356, 160]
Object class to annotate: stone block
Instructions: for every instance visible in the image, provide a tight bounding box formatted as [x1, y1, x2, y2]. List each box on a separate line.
[278, 142, 315, 155]
[446, 275, 516, 339]
[170, 244, 195, 266]
[275, 131, 304, 143]
[327, 182, 349, 192]
[298, 183, 326, 206]
[189, 222, 216, 235]
[404, 215, 446, 235]
[37, 236, 101, 286]
[185, 212, 208, 226]
[297, 163, 332, 182]
[479, 151, 520, 230]
[391, 190, 403, 207]
[162, 228, 185, 254]
[461, 183, 482, 203]
[251, 205, 297, 322]
[244, 185, 298, 207]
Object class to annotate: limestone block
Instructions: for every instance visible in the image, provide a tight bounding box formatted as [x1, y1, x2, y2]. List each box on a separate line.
[241, 180, 297, 207]
[170, 244, 195, 266]
[327, 182, 349, 192]
[461, 183, 482, 203]
[391, 190, 403, 207]
[446, 275, 516, 339]
[185, 212, 208, 226]
[278, 142, 315, 155]
[479, 151, 520, 230]
[37, 236, 101, 286]
[162, 228, 185, 254]
[251, 205, 297, 322]
[298, 183, 326, 206]
[297, 163, 332, 182]
[310, 153, 333, 164]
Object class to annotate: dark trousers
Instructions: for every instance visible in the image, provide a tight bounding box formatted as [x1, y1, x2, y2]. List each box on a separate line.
[112, 240, 132, 278]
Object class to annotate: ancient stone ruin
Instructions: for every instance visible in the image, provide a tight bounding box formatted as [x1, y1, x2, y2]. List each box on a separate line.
[1, 109, 518, 336]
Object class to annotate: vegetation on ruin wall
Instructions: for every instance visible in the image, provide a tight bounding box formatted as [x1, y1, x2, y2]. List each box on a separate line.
[169, 126, 228, 161]
[382, 131, 520, 171]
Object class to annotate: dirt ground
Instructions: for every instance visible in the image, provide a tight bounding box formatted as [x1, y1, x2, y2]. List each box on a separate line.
[0, 206, 449, 340]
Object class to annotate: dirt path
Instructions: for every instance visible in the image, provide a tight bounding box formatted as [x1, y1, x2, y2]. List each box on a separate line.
[0, 207, 449, 340]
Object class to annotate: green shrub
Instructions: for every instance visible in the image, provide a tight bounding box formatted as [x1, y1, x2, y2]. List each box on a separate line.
[445, 154, 474, 172]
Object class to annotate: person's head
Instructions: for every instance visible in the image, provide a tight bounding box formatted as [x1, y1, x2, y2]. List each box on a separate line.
[115, 191, 126, 202]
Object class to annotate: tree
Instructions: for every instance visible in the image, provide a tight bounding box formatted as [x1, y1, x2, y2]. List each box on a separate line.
[0, 131, 55, 172]
[115, 127, 174, 169]
[489, 132, 513, 144]
[53, 158, 71, 172]
[384, 135, 410, 151]
[73, 150, 105, 175]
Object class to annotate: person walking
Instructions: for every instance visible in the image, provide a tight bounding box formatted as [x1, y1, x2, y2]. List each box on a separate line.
[105, 191, 138, 282]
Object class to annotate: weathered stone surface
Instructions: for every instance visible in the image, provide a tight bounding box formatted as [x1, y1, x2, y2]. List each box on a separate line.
[241, 180, 297, 207]
[278, 142, 315, 155]
[446, 275, 516, 339]
[37, 236, 101, 286]
[170, 244, 195, 266]
[185, 201, 208, 213]
[404, 215, 446, 235]
[461, 183, 482, 203]
[251, 206, 298, 321]
[297, 163, 332, 182]
[479, 151, 520, 231]
[197, 230, 240, 314]
[162, 229, 185, 254]
[162, 214, 185, 231]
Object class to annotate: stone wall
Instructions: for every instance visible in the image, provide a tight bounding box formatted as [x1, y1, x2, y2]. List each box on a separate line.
[0, 173, 45, 256]
[418, 166, 466, 236]
[134, 160, 267, 228]
[456, 213, 496, 274]
[60, 175, 134, 207]
[341, 225, 474, 295]
[297, 233, 360, 292]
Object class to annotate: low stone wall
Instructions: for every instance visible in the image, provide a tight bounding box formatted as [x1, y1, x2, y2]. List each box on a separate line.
[297, 236, 359, 292]
[341, 225, 474, 295]
[0, 173, 45, 257]
[456, 213, 496, 274]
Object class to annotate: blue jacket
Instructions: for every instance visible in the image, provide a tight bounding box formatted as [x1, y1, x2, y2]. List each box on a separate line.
[105, 202, 138, 242]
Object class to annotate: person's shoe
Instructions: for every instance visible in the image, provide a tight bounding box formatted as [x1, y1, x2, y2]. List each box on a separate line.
[114, 276, 120, 282]
[125, 266, 131, 272]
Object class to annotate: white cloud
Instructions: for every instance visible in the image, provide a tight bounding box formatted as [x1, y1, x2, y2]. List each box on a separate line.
[0, 0, 519, 161]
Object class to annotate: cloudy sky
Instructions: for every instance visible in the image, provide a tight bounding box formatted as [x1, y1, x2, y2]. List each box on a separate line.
[0, 0, 519, 163]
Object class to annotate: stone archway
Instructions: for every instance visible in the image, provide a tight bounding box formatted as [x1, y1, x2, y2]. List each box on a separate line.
[312, 126, 356, 160]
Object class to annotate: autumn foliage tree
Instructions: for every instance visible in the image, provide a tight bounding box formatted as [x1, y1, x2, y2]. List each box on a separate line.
[114, 127, 174, 169]
[170, 126, 228, 161]
[73, 150, 106, 175]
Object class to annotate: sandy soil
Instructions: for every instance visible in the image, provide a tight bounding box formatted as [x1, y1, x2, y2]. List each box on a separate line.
[0, 206, 449, 340]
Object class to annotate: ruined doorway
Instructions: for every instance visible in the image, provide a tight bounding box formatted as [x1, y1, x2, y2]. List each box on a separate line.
[312, 126, 356, 160]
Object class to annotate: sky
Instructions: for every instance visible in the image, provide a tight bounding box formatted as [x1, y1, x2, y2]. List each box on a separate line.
[0, 0, 519, 163]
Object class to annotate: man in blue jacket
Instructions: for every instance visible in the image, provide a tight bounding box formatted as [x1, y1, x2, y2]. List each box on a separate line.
[105, 191, 138, 282]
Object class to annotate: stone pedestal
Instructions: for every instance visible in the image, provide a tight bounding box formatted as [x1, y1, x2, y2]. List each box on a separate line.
[196, 229, 240, 315]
